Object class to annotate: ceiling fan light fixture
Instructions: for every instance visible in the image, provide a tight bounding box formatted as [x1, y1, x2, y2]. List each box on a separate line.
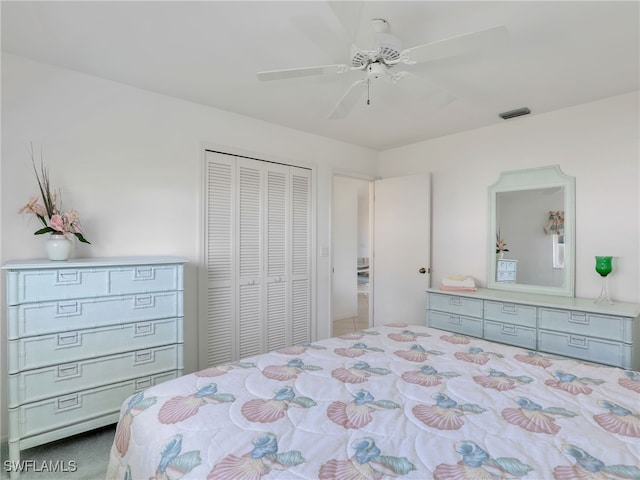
[499, 107, 531, 119]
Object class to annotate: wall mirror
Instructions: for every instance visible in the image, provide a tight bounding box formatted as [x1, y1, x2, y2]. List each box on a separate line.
[488, 165, 575, 297]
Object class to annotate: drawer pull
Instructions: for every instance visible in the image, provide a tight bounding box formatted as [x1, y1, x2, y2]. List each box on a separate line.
[135, 295, 154, 307]
[447, 315, 462, 325]
[57, 395, 79, 410]
[135, 323, 154, 335]
[501, 324, 517, 335]
[569, 336, 588, 348]
[135, 350, 153, 363]
[501, 304, 517, 314]
[569, 312, 588, 324]
[57, 364, 79, 377]
[57, 302, 79, 315]
[56, 271, 79, 283]
[57, 332, 79, 346]
[135, 267, 154, 280]
[135, 377, 152, 390]
[448, 297, 462, 306]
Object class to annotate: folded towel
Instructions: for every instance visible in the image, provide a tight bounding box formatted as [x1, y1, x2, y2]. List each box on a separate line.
[441, 275, 476, 288]
[439, 285, 478, 292]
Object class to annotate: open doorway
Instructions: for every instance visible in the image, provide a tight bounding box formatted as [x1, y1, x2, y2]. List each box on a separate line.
[332, 175, 372, 336]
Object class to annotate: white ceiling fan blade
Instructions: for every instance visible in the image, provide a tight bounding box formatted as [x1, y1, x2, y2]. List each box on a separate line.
[328, 79, 367, 119]
[400, 25, 509, 64]
[392, 72, 456, 107]
[257, 64, 351, 81]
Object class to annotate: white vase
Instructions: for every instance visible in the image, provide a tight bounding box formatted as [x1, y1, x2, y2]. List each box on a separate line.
[45, 234, 72, 261]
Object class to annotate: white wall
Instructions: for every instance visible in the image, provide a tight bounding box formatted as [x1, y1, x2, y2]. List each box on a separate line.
[380, 91, 640, 303]
[0, 54, 379, 438]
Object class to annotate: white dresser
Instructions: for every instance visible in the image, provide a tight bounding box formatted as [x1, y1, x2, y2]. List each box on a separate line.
[2, 256, 186, 475]
[426, 287, 640, 370]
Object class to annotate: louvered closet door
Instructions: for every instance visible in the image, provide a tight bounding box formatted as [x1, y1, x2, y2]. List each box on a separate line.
[202, 151, 312, 368]
[237, 158, 264, 358]
[204, 155, 236, 366]
[290, 167, 311, 346]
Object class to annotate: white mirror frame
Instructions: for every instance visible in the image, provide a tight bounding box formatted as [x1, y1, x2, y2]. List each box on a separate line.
[488, 165, 575, 297]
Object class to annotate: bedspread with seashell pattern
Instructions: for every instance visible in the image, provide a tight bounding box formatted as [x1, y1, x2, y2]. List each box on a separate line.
[106, 324, 640, 480]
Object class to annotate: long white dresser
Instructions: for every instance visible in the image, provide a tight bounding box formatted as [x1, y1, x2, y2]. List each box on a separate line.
[2, 256, 186, 476]
[427, 287, 640, 370]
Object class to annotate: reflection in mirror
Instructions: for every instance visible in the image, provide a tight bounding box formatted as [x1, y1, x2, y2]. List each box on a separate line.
[488, 165, 575, 297]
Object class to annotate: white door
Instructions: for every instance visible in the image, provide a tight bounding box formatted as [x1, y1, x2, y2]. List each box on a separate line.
[373, 174, 431, 326]
[332, 177, 358, 320]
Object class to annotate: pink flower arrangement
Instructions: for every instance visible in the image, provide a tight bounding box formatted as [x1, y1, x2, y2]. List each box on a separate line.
[19, 147, 90, 244]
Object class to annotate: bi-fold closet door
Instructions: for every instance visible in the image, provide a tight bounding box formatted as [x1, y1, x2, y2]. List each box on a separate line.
[202, 151, 312, 368]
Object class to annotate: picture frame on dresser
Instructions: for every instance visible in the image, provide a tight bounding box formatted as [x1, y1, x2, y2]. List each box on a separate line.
[2, 256, 187, 478]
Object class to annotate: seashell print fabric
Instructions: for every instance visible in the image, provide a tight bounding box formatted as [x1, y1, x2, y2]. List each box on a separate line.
[106, 324, 639, 479]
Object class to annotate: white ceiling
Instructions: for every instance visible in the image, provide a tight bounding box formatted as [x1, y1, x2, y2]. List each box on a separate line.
[2, 1, 639, 151]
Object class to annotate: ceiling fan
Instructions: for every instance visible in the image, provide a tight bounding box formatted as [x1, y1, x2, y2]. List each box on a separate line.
[257, 19, 508, 119]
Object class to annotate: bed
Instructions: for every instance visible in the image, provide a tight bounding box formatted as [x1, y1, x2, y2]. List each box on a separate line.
[106, 323, 640, 479]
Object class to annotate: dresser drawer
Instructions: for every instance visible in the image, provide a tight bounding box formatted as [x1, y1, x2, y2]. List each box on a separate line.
[7, 318, 182, 373]
[6, 264, 183, 305]
[428, 293, 483, 318]
[8, 291, 183, 339]
[7, 344, 182, 407]
[484, 320, 536, 349]
[538, 329, 633, 368]
[539, 308, 632, 342]
[484, 301, 536, 327]
[7, 371, 178, 441]
[428, 310, 483, 338]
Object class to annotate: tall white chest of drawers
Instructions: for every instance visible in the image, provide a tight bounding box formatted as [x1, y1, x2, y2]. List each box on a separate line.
[2, 256, 186, 474]
[427, 287, 640, 370]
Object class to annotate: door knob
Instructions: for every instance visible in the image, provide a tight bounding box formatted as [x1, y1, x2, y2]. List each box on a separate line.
[419, 267, 427, 274]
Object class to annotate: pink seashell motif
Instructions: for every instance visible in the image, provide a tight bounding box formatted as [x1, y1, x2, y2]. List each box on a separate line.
[327, 401, 374, 429]
[593, 413, 640, 438]
[385, 322, 408, 328]
[395, 350, 430, 362]
[388, 332, 418, 342]
[319, 459, 377, 480]
[331, 368, 369, 384]
[434, 463, 488, 480]
[208, 453, 268, 480]
[544, 379, 592, 395]
[195, 366, 230, 378]
[440, 334, 471, 345]
[114, 413, 133, 456]
[473, 375, 518, 391]
[262, 365, 300, 381]
[502, 408, 560, 434]
[514, 353, 553, 368]
[455, 352, 490, 365]
[619, 377, 640, 393]
[334, 347, 366, 358]
[158, 396, 203, 424]
[241, 399, 288, 423]
[401, 370, 443, 387]
[552, 465, 597, 480]
[413, 405, 465, 430]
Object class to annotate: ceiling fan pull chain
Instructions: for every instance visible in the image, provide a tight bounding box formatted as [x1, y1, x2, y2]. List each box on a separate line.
[367, 79, 371, 105]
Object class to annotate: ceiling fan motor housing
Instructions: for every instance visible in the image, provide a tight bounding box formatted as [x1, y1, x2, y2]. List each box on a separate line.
[351, 19, 402, 67]
[367, 62, 387, 79]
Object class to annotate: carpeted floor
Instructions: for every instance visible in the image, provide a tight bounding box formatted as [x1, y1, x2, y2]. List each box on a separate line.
[1, 425, 115, 480]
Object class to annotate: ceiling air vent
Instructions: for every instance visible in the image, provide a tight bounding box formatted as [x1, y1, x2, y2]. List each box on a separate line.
[499, 107, 531, 120]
